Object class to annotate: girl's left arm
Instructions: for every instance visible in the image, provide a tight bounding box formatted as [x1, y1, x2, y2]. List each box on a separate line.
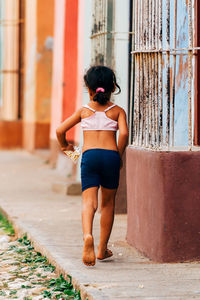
[117, 108, 129, 158]
[56, 108, 82, 150]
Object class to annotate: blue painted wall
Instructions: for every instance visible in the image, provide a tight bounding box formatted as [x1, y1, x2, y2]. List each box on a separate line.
[162, 0, 191, 146]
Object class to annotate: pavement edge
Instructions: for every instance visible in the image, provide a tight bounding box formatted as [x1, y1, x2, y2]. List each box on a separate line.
[0, 205, 107, 300]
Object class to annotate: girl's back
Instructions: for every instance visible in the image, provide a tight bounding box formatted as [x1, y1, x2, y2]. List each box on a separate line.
[81, 101, 122, 153]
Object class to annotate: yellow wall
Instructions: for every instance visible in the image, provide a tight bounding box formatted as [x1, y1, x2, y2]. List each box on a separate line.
[23, 0, 37, 122]
[2, 0, 19, 120]
[35, 0, 54, 123]
[23, 0, 54, 150]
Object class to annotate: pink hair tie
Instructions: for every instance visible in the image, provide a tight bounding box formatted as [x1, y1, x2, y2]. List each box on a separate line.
[96, 87, 105, 93]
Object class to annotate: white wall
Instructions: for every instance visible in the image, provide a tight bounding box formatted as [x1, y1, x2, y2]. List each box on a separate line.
[50, 0, 65, 140]
[113, 0, 130, 113]
[82, 0, 92, 106]
[80, 0, 130, 110]
[76, 0, 92, 180]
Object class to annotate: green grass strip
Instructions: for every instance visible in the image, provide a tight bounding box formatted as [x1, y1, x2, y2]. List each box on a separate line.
[18, 235, 82, 299]
[0, 212, 15, 236]
[0, 214, 84, 299]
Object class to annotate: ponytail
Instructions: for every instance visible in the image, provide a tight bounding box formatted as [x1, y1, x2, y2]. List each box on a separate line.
[84, 65, 121, 105]
[93, 87, 110, 105]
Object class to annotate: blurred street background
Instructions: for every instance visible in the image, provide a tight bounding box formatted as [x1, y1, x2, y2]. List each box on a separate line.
[1, 0, 200, 299]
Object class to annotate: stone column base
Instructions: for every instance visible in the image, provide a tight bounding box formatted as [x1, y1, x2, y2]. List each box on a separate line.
[126, 146, 200, 262]
[23, 122, 50, 152]
[0, 120, 22, 148]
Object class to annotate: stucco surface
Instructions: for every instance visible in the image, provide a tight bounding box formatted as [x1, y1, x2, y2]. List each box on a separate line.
[127, 146, 200, 262]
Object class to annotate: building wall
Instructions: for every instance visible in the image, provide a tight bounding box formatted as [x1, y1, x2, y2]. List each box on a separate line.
[23, 0, 54, 151]
[1, 0, 19, 121]
[194, 0, 200, 145]
[113, 0, 129, 112]
[0, 0, 5, 110]
[74, 0, 85, 144]
[129, 0, 195, 148]
[50, 0, 65, 141]
[50, 0, 66, 163]
[62, 0, 79, 143]
[0, 0, 22, 148]
[126, 0, 200, 262]
[35, 0, 54, 124]
[23, 0, 37, 125]
[161, 0, 192, 146]
[113, 0, 130, 213]
[82, 0, 92, 108]
[50, 0, 81, 169]
[75, 0, 92, 180]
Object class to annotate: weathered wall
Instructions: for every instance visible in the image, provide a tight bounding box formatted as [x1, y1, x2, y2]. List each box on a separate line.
[113, 0, 129, 111]
[162, 0, 192, 146]
[113, 0, 130, 213]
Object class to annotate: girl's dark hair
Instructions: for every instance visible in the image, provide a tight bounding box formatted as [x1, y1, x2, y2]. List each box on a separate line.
[84, 65, 121, 105]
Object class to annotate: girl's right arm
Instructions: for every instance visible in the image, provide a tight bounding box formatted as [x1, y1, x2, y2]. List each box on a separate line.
[56, 108, 82, 151]
[117, 108, 129, 159]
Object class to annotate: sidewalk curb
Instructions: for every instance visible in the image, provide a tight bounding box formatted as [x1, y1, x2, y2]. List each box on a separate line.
[0, 205, 107, 300]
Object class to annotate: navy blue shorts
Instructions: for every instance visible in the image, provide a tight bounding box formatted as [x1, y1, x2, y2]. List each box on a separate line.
[81, 149, 120, 192]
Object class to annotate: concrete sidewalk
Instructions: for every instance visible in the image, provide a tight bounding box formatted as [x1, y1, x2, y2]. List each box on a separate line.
[0, 151, 200, 300]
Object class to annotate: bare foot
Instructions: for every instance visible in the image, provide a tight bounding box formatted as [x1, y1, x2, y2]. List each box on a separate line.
[97, 248, 113, 260]
[82, 234, 96, 266]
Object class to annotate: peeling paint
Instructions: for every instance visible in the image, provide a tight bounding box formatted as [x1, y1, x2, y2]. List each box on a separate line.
[176, 56, 188, 91]
[131, 0, 195, 149]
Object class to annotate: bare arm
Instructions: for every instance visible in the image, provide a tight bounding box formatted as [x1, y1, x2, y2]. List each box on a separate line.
[56, 108, 82, 150]
[117, 108, 129, 158]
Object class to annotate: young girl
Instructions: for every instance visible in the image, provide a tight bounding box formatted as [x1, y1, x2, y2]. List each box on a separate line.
[56, 66, 128, 266]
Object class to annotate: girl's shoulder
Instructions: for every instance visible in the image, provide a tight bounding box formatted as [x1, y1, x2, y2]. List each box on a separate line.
[105, 102, 125, 112]
[113, 104, 123, 110]
[111, 104, 127, 115]
[80, 102, 126, 114]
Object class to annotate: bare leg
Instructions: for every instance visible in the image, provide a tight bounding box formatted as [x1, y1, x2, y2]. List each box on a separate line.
[82, 186, 98, 266]
[97, 187, 117, 260]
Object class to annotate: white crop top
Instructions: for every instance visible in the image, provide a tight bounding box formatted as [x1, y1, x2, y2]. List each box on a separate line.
[81, 104, 118, 131]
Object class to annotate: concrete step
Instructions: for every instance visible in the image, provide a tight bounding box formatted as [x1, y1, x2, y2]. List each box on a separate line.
[52, 181, 82, 195]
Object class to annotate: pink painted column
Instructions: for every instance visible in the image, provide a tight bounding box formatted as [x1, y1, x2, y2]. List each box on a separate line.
[62, 0, 79, 143]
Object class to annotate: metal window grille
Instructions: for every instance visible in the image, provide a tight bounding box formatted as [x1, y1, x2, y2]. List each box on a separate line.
[129, 0, 198, 151]
[91, 0, 114, 67]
